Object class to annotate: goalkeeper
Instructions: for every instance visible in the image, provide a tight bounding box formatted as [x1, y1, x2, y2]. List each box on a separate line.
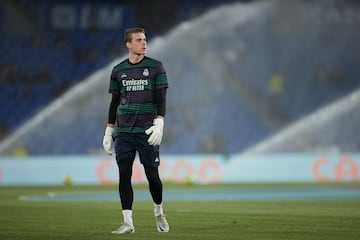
[103, 27, 169, 234]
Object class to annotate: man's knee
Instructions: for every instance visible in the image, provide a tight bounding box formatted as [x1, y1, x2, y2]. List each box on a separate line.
[144, 166, 161, 183]
[117, 157, 133, 181]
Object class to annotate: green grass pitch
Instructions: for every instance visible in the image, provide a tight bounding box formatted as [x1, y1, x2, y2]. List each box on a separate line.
[0, 183, 359, 240]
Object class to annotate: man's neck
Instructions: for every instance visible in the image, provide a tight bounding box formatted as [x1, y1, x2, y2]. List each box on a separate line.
[128, 53, 144, 64]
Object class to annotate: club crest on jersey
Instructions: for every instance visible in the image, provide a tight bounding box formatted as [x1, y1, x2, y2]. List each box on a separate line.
[143, 68, 149, 76]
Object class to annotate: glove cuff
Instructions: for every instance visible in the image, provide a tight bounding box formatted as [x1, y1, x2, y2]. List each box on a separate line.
[105, 126, 114, 136]
[153, 118, 164, 128]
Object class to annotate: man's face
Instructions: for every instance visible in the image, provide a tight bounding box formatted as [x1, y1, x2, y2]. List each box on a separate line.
[127, 32, 147, 55]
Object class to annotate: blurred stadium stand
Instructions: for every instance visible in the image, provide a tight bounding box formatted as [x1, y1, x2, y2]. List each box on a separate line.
[0, 0, 359, 156]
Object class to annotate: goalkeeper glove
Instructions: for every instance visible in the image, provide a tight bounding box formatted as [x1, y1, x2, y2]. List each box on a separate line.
[145, 118, 164, 146]
[102, 126, 114, 155]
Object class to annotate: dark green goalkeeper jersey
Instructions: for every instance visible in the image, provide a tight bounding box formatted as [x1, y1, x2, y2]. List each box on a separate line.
[109, 56, 168, 133]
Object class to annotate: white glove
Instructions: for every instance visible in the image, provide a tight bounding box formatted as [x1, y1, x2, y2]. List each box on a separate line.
[102, 126, 114, 155]
[145, 118, 164, 146]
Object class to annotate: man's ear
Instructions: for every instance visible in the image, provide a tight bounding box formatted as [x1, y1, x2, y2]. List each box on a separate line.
[126, 41, 131, 49]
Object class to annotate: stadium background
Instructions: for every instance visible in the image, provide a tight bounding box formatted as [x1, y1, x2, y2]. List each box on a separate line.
[0, 0, 359, 184]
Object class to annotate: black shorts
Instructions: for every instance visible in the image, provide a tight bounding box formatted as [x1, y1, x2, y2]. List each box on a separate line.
[113, 132, 160, 167]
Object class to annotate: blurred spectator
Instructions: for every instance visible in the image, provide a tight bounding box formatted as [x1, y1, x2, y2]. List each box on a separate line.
[51, 77, 73, 98]
[268, 73, 284, 97]
[0, 62, 21, 85]
[314, 66, 347, 87]
[0, 121, 8, 140]
[37, 64, 52, 85]
[29, 33, 48, 49]
[268, 73, 284, 106]
[12, 141, 29, 157]
[54, 31, 69, 48]
[197, 133, 227, 154]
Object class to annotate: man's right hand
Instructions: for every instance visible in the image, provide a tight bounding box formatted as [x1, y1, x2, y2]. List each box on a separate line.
[102, 126, 114, 155]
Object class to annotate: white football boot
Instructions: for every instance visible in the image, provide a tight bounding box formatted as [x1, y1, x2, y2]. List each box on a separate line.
[155, 214, 169, 232]
[111, 223, 135, 234]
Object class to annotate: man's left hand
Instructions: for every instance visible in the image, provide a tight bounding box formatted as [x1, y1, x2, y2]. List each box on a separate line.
[145, 118, 164, 146]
